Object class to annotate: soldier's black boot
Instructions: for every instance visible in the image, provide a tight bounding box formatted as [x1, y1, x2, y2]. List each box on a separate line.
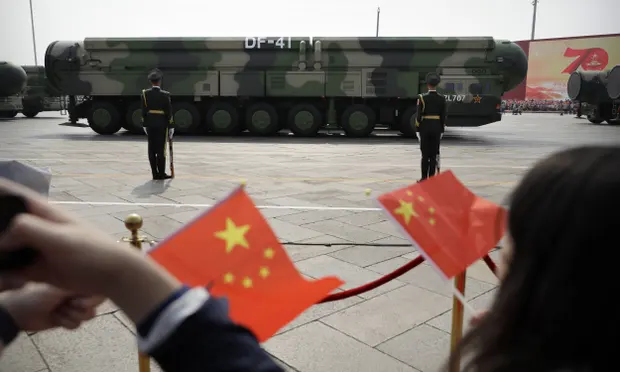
[419, 157, 429, 182]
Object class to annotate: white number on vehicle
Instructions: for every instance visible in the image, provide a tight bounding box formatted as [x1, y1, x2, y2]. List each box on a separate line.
[445, 94, 466, 102]
[244, 37, 293, 49]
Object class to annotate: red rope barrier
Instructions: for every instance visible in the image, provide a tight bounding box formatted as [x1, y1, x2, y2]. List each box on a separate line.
[319, 255, 425, 303]
[319, 254, 499, 303]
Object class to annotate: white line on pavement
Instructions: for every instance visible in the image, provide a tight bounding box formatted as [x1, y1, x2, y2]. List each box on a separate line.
[1, 158, 530, 169]
[50, 200, 382, 212]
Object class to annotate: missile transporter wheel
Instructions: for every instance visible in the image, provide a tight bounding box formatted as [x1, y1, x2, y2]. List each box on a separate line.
[87, 101, 122, 135]
[124, 101, 146, 135]
[288, 104, 322, 137]
[341, 104, 376, 138]
[172, 102, 201, 134]
[399, 106, 418, 137]
[22, 109, 40, 118]
[206, 102, 240, 135]
[245, 103, 279, 136]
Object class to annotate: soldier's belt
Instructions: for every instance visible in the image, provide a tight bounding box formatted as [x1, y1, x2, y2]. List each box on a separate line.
[422, 115, 441, 119]
[148, 110, 165, 115]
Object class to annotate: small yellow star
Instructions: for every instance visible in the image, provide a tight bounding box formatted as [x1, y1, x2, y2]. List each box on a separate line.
[429, 218, 436, 226]
[406, 191, 413, 196]
[223, 272, 235, 284]
[242, 277, 253, 288]
[259, 266, 270, 279]
[394, 200, 418, 225]
[264, 248, 275, 259]
[473, 95, 482, 103]
[418, 196, 424, 202]
[215, 218, 250, 253]
[429, 207, 435, 214]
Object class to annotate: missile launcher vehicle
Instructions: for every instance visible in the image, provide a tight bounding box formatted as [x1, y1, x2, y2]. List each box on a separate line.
[44, 36, 528, 136]
[0, 61, 27, 118]
[567, 65, 620, 125]
[20, 65, 65, 118]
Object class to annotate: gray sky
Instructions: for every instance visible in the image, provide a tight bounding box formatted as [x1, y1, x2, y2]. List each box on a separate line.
[1, 0, 618, 65]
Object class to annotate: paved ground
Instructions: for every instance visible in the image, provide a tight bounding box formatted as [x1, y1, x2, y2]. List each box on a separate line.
[0, 112, 618, 372]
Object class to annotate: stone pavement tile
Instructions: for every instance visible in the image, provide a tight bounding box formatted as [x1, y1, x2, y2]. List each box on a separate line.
[112, 206, 198, 219]
[301, 220, 388, 243]
[82, 214, 128, 235]
[329, 243, 414, 267]
[321, 284, 452, 347]
[261, 196, 327, 208]
[264, 322, 417, 372]
[69, 204, 146, 219]
[277, 294, 365, 334]
[160, 194, 218, 205]
[96, 300, 118, 316]
[31, 314, 163, 372]
[266, 218, 325, 242]
[364, 220, 406, 239]
[275, 209, 352, 225]
[334, 210, 388, 227]
[284, 235, 354, 262]
[166, 208, 204, 224]
[376, 324, 450, 372]
[312, 197, 378, 209]
[367, 258, 496, 300]
[426, 288, 498, 334]
[269, 355, 298, 372]
[0, 334, 47, 372]
[139, 216, 185, 240]
[295, 255, 406, 300]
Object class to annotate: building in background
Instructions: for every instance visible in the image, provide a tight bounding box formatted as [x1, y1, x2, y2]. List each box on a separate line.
[503, 33, 620, 100]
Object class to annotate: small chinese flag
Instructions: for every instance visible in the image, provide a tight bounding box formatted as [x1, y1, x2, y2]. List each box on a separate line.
[377, 170, 506, 279]
[148, 186, 344, 342]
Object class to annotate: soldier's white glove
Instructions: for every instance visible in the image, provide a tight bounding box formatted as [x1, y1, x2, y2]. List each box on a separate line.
[440, 133, 443, 139]
[143, 127, 147, 135]
[415, 132, 420, 140]
[169, 128, 174, 139]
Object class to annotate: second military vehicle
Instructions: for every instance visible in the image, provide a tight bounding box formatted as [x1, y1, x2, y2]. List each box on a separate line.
[567, 64, 620, 125]
[20, 65, 65, 118]
[44, 36, 528, 136]
[0, 61, 27, 118]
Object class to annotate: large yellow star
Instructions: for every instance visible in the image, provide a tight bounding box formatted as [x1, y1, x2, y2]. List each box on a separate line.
[394, 200, 418, 225]
[215, 218, 250, 253]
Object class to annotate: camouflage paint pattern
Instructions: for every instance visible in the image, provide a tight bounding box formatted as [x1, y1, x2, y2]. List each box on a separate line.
[44, 37, 528, 135]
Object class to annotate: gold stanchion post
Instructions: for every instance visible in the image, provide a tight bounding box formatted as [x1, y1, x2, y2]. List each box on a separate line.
[449, 271, 467, 372]
[123, 214, 151, 372]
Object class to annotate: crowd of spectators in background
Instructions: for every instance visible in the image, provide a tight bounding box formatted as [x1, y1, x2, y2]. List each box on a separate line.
[501, 99, 579, 115]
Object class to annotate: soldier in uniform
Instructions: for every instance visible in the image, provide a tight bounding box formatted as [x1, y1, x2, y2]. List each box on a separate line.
[415, 72, 447, 181]
[141, 69, 175, 180]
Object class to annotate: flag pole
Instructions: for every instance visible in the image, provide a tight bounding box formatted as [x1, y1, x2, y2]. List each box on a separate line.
[449, 271, 467, 372]
[124, 214, 152, 372]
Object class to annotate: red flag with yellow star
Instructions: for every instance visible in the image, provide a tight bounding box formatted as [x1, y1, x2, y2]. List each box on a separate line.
[147, 186, 344, 342]
[377, 170, 506, 279]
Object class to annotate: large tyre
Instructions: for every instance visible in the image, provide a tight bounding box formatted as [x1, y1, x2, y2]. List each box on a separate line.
[341, 104, 376, 137]
[172, 102, 201, 134]
[287, 103, 322, 137]
[206, 102, 240, 135]
[399, 106, 418, 137]
[22, 109, 40, 118]
[123, 101, 145, 134]
[245, 102, 279, 135]
[87, 101, 122, 135]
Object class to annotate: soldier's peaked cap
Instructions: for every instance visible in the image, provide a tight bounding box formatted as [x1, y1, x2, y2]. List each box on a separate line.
[148, 68, 163, 81]
[426, 72, 441, 86]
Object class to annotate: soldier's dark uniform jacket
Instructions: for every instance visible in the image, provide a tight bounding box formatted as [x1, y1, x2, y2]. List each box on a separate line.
[416, 72, 447, 180]
[142, 69, 175, 179]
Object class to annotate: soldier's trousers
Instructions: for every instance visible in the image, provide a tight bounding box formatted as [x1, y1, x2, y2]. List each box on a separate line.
[419, 132, 441, 180]
[146, 127, 167, 177]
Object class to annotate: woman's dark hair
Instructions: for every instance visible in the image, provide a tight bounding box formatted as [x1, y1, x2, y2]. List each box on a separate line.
[447, 145, 620, 372]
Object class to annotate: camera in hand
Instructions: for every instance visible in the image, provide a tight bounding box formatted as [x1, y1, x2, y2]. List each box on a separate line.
[0, 194, 39, 271]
